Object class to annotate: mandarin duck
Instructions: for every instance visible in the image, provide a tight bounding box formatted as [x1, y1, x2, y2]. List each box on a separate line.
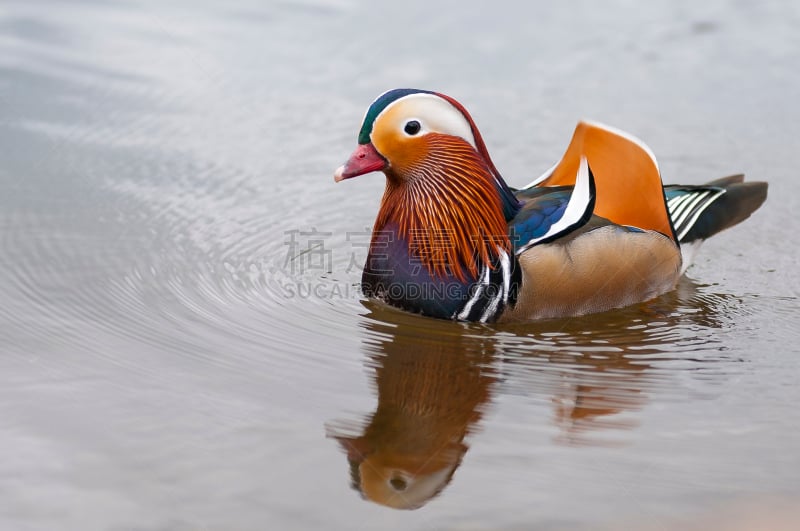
[334, 89, 768, 323]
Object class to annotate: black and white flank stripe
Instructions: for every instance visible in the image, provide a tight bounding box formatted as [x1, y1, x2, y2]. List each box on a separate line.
[454, 249, 520, 323]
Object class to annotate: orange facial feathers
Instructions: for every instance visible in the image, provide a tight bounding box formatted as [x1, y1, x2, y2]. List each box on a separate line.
[374, 134, 510, 282]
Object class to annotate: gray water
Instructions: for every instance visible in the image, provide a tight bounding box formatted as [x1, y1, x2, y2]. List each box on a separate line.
[1, 0, 799, 529]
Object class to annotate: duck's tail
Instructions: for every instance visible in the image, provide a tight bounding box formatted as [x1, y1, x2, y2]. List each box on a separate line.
[665, 174, 768, 274]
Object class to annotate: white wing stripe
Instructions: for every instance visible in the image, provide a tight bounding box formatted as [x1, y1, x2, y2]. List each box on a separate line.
[674, 191, 712, 230]
[667, 193, 693, 214]
[517, 157, 592, 254]
[670, 191, 707, 224]
[677, 189, 726, 241]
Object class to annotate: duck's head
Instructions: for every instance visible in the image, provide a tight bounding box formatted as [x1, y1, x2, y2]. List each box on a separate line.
[334, 89, 521, 282]
[334, 88, 503, 185]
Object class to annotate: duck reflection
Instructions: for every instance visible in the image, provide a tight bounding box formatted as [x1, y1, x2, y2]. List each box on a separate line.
[329, 277, 739, 507]
[327, 310, 497, 509]
[497, 277, 737, 445]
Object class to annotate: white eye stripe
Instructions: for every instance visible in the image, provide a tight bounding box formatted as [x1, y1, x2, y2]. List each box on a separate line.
[375, 93, 477, 149]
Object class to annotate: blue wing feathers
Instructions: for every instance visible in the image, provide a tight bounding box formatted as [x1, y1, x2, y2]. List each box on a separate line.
[510, 189, 571, 251]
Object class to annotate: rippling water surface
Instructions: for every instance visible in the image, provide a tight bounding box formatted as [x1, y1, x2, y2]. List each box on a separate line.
[1, 0, 799, 529]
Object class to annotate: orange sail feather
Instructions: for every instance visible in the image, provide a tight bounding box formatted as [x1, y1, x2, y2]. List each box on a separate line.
[538, 121, 676, 240]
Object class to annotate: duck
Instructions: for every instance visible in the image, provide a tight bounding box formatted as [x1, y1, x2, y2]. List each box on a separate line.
[333, 88, 768, 323]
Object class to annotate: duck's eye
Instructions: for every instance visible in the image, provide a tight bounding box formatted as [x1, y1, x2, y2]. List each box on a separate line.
[404, 120, 421, 135]
[389, 475, 408, 491]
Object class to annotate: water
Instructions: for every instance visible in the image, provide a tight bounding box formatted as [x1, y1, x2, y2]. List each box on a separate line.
[1, 0, 799, 529]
